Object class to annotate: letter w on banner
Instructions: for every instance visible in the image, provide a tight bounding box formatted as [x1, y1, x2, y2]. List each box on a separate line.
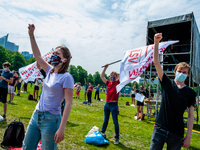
[116, 41, 179, 93]
[19, 50, 53, 83]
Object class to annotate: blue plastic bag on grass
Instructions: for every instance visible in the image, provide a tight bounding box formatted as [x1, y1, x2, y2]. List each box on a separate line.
[83, 100, 88, 104]
[84, 131, 109, 145]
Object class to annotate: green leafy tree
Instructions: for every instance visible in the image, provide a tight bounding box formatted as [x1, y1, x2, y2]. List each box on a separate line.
[87, 74, 94, 85]
[12, 51, 27, 71]
[69, 65, 79, 83]
[0, 45, 9, 67]
[77, 65, 87, 85]
[93, 71, 102, 86]
[26, 57, 36, 64]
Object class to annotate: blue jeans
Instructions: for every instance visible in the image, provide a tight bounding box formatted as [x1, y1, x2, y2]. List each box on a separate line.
[101, 102, 119, 139]
[150, 125, 183, 150]
[23, 110, 61, 150]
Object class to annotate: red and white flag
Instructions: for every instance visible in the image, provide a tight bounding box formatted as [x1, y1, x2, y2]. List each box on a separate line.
[116, 41, 179, 93]
[19, 51, 53, 83]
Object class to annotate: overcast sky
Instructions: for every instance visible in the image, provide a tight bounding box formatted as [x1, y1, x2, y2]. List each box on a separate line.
[0, 0, 200, 80]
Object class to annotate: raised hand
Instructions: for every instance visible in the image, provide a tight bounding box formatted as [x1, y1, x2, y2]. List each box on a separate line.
[154, 33, 162, 43]
[28, 24, 35, 36]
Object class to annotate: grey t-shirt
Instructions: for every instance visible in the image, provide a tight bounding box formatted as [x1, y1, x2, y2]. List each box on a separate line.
[36, 65, 74, 115]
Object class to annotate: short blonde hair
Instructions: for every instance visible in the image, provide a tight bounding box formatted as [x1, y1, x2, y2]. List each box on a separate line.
[174, 62, 190, 76]
[110, 71, 118, 77]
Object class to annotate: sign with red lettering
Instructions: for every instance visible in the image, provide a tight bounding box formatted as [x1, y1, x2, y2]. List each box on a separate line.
[19, 50, 53, 83]
[116, 41, 179, 93]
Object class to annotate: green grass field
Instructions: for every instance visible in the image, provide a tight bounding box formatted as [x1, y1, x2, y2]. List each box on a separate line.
[0, 84, 200, 150]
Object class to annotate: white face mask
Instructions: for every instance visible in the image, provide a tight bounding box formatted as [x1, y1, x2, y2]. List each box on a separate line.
[3, 67, 7, 71]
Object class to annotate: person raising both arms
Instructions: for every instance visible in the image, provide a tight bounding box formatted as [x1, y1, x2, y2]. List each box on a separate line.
[150, 33, 196, 150]
[23, 24, 74, 150]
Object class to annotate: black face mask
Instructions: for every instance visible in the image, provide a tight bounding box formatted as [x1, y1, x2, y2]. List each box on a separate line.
[50, 54, 62, 67]
[140, 87, 143, 91]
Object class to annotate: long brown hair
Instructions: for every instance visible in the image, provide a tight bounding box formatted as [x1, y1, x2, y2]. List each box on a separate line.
[50, 46, 72, 74]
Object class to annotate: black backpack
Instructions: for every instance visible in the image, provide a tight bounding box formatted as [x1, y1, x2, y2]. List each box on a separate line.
[28, 94, 33, 100]
[1, 119, 25, 148]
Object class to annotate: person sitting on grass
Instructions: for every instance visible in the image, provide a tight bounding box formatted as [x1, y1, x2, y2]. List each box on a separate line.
[100, 64, 120, 145]
[23, 24, 74, 150]
[150, 33, 196, 149]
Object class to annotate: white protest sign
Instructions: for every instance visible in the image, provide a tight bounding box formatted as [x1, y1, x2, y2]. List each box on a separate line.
[116, 41, 179, 93]
[135, 93, 145, 103]
[19, 51, 53, 83]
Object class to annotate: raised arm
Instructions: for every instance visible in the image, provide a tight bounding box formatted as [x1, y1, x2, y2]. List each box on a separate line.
[28, 24, 49, 72]
[153, 33, 164, 81]
[84, 78, 86, 84]
[100, 64, 108, 84]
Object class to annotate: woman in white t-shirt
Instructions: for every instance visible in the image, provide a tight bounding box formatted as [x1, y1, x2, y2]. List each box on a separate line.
[23, 24, 74, 150]
[130, 87, 136, 106]
[33, 78, 41, 100]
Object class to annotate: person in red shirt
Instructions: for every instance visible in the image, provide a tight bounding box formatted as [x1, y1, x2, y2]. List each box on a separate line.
[100, 64, 120, 145]
[87, 83, 93, 105]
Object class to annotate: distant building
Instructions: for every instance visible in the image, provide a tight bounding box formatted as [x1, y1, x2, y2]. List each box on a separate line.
[139, 78, 145, 84]
[0, 34, 19, 51]
[21, 51, 33, 60]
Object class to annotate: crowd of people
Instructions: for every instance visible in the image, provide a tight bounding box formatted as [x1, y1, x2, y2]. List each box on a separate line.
[0, 63, 44, 120]
[0, 24, 196, 149]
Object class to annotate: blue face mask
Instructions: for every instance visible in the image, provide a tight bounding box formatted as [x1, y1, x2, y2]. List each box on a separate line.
[175, 72, 187, 82]
[110, 76, 116, 81]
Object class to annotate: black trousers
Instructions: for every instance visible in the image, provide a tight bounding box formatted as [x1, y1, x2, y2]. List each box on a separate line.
[88, 92, 92, 103]
[94, 91, 100, 100]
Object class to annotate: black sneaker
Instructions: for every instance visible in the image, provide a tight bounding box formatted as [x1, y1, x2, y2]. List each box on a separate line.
[3, 115, 6, 119]
[100, 132, 106, 139]
[114, 138, 119, 144]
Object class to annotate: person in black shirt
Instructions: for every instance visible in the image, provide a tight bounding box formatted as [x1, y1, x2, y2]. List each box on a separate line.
[150, 33, 196, 150]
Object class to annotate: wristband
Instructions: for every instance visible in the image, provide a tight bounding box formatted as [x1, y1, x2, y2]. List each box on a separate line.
[30, 35, 34, 38]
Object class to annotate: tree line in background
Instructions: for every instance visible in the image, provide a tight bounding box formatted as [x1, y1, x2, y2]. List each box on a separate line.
[1, 45, 199, 95]
[0, 45, 36, 71]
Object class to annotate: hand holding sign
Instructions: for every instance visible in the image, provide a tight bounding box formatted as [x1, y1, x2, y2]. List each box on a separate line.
[135, 93, 145, 103]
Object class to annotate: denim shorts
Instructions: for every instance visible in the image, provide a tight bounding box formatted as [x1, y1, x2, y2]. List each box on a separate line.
[23, 110, 61, 150]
